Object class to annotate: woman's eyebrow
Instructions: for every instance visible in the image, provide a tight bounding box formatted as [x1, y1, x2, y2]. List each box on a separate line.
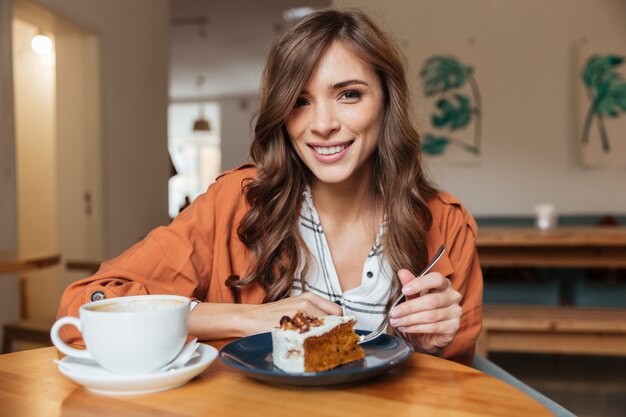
[332, 79, 369, 89]
[299, 79, 370, 95]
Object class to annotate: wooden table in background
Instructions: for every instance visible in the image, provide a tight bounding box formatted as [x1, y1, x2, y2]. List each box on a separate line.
[475, 226, 626, 357]
[0, 343, 551, 417]
[476, 226, 626, 268]
[0, 250, 60, 275]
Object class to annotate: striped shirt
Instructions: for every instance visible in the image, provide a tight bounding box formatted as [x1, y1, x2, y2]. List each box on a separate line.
[291, 187, 394, 331]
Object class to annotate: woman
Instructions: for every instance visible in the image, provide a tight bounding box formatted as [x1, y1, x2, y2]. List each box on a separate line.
[58, 8, 482, 365]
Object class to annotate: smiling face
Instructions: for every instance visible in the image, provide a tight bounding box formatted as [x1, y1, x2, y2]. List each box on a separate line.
[285, 41, 384, 189]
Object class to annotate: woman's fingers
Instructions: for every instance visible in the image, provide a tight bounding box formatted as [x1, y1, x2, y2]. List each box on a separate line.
[297, 292, 343, 316]
[268, 292, 342, 318]
[390, 303, 462, 328]
[391, 287, 461, 317]
[244, 292, 342, 335]
[393, 271, 462, 351]
[390, 271, 462, 339]
[400, 271, 450, 298]
[395, 317, 461, 335]
[397, 269, 416, 288]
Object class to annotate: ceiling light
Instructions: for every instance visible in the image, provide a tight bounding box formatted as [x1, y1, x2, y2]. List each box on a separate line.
[282, 7, 317, 22]
[31, 34, 53, 56]
[193, 116, 210, 132]
[193, 75, 211, 132]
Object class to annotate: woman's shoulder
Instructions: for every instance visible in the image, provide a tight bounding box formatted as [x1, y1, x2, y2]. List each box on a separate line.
[428, 191, 464, 210]
[427, 192, 478, 237]
[214, 163, 258, 186]
[195, 164, 258, 214]
[208, 163, 258, 196]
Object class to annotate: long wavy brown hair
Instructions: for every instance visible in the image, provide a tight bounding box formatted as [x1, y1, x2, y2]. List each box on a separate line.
[235, 8, 438, 308]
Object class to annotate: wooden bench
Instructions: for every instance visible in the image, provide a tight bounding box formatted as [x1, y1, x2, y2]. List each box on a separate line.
[476, 227, 626, 357]
[478, 305, 626, 357]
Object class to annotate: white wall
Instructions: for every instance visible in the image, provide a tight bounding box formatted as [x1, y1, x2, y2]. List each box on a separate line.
[336, 0, 626, 216]
[219, 95, 258, 171]
[34, 0, 171, 256]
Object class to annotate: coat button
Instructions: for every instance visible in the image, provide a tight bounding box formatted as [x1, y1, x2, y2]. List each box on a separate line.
[91, 291, 105, 301]
[366, 271, 374, 278]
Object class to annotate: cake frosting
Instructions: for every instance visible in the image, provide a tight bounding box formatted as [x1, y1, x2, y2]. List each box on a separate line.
[271, 312, 364, 373]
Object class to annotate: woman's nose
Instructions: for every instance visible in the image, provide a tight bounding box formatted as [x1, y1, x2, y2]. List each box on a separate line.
[310, 103, 340, 137]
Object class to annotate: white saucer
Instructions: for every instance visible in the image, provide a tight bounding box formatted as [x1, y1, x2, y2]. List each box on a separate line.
[56, 344, 217, 396]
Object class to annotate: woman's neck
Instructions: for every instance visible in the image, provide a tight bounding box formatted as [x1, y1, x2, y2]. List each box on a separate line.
[310, 172, 381, 224]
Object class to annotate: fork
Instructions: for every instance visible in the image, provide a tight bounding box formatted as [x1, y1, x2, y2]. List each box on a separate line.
[358, 244, 446, 344]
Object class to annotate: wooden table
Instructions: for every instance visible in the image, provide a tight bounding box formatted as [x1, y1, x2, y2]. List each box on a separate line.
[476, 226, 626, 268]
[475, 226, 626, 357]
[0, 344, 551, 417]
[0, 250, 61, 274]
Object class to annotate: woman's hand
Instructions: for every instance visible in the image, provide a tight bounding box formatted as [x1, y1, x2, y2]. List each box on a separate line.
[188, 293, 342, 340]
[389, 269, 462, 355]
[242, 292, 343, 336]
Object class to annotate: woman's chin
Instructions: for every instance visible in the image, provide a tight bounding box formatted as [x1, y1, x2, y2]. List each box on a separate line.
[309, 167, 358, 187]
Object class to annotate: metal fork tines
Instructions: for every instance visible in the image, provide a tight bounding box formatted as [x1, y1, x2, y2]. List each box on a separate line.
[358, 244, 446, 344]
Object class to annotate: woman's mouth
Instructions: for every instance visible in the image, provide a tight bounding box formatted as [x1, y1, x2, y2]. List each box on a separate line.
[310, 141, 354, 156]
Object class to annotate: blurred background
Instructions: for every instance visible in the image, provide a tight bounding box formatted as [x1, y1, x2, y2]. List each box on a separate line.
[0, 1, 625, 415]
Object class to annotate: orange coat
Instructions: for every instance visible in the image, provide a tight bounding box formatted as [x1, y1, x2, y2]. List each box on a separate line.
[57, 165, 483, 365]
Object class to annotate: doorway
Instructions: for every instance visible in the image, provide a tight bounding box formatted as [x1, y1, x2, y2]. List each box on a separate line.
[9, 0, 103, 331]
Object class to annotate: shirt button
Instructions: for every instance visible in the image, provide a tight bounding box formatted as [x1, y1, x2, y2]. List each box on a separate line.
[91, 291, 105, 301]
[366, 271, 374, 278]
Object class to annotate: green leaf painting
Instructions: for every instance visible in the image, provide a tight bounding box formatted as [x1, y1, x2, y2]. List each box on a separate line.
[581, 54, 626, 153]
[432, 95, 472, 129]
[422, 135, 450, 155]
[422, 134, 478, 156]
[420, 55, 481, 156]
[421, 56, 471, 95]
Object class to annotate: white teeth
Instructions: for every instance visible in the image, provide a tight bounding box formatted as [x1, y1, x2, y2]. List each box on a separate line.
[313, 144, 347, 155]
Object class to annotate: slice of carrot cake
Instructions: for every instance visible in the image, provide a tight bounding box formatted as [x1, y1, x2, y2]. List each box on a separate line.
[271, 311, 365, 373]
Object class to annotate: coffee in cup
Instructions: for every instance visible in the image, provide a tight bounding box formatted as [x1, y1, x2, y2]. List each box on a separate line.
[51, 294, 190, 374]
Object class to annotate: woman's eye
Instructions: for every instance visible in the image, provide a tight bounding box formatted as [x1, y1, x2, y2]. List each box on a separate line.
[295, 97, 309, 107]
[340, 90, 362, 100]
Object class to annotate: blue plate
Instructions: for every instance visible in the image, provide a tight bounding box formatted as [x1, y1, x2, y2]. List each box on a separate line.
[218, 330, 414, 387]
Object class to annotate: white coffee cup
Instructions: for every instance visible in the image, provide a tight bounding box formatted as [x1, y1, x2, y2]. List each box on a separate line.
[51, 294, 190, 374]
[534, 203, 558, 230]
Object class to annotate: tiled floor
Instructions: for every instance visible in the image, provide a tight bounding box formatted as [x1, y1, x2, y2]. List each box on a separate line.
[491, 353, 626, 417]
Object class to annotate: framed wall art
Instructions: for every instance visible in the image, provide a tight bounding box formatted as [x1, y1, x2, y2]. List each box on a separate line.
[577, 39, 626, 168]
[410, 39, 483, 164]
